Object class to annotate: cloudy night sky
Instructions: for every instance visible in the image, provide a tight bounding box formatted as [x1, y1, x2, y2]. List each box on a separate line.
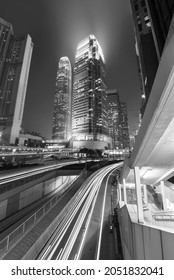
[0, 0, 141, 139]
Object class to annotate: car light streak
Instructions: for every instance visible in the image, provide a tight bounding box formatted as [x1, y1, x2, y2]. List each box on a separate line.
[75, 164, 121, 259]
[56, 248, 63, 259]
[40, 245, 51, 260]
[96, 169, 114, 259]
[0, 160, 84, 185]
[77, 162, 122, 260]
[38, 170, 101, 259]
[75, 183, 101, 260]
[37, 162, 122, 260]
[47, 175, 102, 259]
[59, 178, 102, 259]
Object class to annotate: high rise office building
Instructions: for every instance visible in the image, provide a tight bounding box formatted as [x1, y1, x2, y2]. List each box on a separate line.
[120, 102, 130, 149]
[52, 57, 72, 142]
[0, 17, 33, 145]
[146, 0, 174, 57]
[107, 89, 130, 150]
[130, 0, 174, 116]
[107, 89, 121, 149]
[72, 35, 110, 149]
[130, 0, 159, 116]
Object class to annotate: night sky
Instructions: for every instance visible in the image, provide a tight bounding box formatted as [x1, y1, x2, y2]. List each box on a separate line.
[0, 0, 141, 139]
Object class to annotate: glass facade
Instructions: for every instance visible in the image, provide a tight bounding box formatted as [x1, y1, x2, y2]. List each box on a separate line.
[130, 0, 159, 117]
[120, 102, 130, 149]
[107, 89, 121, 149]
[0, 17, 33, 145]
[107, 89, 130, 149]
[146, 0, 174, 56]
[0, 18, 13, 79]
[72, 35, 108, 143]
[52, 57, 72, 141]
[130, 0, 174, 117]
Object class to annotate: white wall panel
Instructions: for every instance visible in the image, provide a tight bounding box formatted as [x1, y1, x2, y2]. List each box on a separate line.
[161, 231, 174, 259]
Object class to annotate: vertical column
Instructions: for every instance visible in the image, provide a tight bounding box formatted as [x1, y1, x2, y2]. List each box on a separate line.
[118, 183, 122, 201]
[143, 184, 147, 204]
[134, 166, 144, 223]
[160, 181, 167, 211]
[123, 179, 127, 204]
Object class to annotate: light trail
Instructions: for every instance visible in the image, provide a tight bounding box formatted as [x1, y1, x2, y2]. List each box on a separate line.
[59, 176, 103, 260]
[0, 160, 83, 185]
[37, 168, 103, 259]
[37, 162, 123, 260]
[75, 180, 101, 260]
[96, 168, 115, 259]
[76, 162, 122, 260]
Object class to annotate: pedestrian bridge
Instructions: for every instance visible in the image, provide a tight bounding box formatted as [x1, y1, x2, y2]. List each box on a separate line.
[118, 16, 174, 259]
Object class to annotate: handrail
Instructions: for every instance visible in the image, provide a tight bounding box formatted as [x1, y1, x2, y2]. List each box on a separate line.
[0, 174, 80, 258]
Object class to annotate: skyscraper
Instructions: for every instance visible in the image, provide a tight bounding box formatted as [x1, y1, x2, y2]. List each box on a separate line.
[52, 57, 72, 142]
[146, 0, 174, 57]
[130, 0, 159, 116]
[72, 35, 110, 149]
[0, 17, 33, 145]
[107, 89, 121, 149]
[120, 102, 130, 149]
[130, 0, 174, 116]
[107, 89, 130, 149]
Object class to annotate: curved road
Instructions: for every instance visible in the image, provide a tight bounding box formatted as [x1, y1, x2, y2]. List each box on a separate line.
[38, 162, 122, 260]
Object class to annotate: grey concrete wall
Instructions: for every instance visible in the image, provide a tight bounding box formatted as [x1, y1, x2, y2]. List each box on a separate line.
[118, 203, 174, 260]
[0, 173, 69, 221]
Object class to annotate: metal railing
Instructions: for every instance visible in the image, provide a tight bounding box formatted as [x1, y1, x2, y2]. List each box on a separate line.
[0, 175, 78, 258]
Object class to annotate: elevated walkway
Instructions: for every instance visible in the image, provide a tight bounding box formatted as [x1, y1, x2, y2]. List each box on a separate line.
[118, 15, 174, 259]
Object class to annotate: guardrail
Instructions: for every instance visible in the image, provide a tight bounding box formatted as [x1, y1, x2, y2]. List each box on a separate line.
[0, 175, 78, 258]
[153, 211, 174, 220]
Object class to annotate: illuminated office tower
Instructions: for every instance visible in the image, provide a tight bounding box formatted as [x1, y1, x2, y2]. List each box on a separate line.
[72, 35, 109, 149]
[52, 57, 72, 142]
[120, 102, 130, 149]
[107, 89, 130, 149]
[0, 17, 33, 145]
[107, 89, 121, 149]
[130, 0, 174, 116]
[0, 18, 12, 79]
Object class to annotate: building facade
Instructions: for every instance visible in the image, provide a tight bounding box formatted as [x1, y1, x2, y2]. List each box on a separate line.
[0, 17, 33, 145]
[130, 0, 159, 116]
[107, 89, 121, 149]
[52, 57, 72, 142]
[130, 0, 174, 116]
[120, 102, 130, 149]
[19, 128, 44, 147]
[146, 0, 174, 57]
[72, 35, 110, 149]
[107, 89, 130, 150]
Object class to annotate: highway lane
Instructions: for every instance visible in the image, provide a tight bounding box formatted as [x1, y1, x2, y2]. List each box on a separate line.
[0, 160, 83, 186]
[36, 167, 103, 260]
[77, 164, 121, 260]
[67, 162, 122, 260]
[38, 162, 122, 260]
[99, 173, 118, 260]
